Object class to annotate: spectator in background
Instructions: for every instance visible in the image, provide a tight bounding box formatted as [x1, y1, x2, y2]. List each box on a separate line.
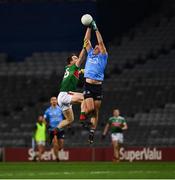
[44, 96, 65, 161]
[34, 115, 46, 161]
[102, 109, 128, 162]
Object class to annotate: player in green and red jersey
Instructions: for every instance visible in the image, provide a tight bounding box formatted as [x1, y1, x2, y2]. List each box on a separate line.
[102, 109, 128, 162]
[56, 40, 88, 131]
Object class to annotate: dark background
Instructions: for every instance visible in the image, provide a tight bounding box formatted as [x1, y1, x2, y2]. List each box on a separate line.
[0, 0, 175, 148]
[0, 0, 169, 60]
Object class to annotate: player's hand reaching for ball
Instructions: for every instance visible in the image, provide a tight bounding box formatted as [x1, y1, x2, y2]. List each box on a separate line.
[83, 39, 89, 49]
[90, 20, 98, 31]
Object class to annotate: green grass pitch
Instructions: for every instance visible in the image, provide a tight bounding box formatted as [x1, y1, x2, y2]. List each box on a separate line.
[0, 162, 175, 179]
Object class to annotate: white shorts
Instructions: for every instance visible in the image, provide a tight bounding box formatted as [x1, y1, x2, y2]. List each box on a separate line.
[36, 141, 46, 146]
[111, 133, 124, 144]
[57, 92, 72, 111]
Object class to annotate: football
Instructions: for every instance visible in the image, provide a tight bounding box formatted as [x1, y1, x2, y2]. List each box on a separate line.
[81, 14, 93, 26]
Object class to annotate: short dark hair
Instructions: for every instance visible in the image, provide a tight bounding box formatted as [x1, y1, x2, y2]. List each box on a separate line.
[113, 109, 120, 113]
[66, 53, 77, 64]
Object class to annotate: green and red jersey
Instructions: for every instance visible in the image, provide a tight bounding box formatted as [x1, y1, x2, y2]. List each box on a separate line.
[60, 64, 80, 92]
[108, 116, 126, 133]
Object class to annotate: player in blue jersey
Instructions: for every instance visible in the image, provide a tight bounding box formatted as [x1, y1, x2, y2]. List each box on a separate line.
[80, 20, 108, 144]
[44, 96, 64, 161]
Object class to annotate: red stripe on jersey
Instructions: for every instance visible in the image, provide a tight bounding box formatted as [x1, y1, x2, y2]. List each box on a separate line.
[74, 70, 79, 79]
[111, 122, 121, 127]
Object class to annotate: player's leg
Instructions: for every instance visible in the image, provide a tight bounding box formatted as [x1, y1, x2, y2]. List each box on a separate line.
[84, 97, 95, 114]
[87, 82, 102, 127]
[55, 138, 64, 162]
[58, 138, 64, 150]
[57, 92, 74, 129]
[70, 91, 95, 128]
[57, 92, 84, 129]
[81, 83, 100, 130]
[57, 108, 74, 129]
[112, 140, 120, 162]
[79, 98, 95, 130]
[57, 130, 65, 151]
[37, 142, 45, 161]
[69, 92, 84, 104]
[86, 83, 102, 143]
[54, 130, 65, 161]
[88, 100, 101, 143]
[112, 133, 123, 162]
[36, 143, 41, 161]
[83, 82, 96, 114]
[52, 135, 60, 161]
[68, 92, 86, 126]
[79, 100, 87, 123]
[90, 100, 101, 128]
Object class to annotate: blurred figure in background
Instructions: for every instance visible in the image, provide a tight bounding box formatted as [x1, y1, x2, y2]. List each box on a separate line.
[34, 115, 46, 161]
[102, 109, 128, 162]
[44, 96, 65, 161]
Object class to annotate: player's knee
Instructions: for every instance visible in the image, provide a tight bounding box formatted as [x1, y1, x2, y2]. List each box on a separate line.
[70, 118, 74, 123]
[58, 147, 63, 151]
[67, 117, 74, 124]
[53, 142, 58, 148]
[86, 107, 95, 114]
[115, 142, 120, 148]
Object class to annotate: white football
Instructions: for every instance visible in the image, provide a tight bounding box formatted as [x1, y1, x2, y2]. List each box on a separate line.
[81, 14, 93, 26]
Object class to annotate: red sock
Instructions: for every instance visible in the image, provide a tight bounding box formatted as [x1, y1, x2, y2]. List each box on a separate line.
[80, 112, 86, 121]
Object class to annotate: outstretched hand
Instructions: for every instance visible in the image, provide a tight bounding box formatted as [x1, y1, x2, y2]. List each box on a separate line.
[90, 20, 98, 31]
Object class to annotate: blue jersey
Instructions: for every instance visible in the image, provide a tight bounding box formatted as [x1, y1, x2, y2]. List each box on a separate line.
[84, 48, 108, 81]
[44, 105, 64, 131]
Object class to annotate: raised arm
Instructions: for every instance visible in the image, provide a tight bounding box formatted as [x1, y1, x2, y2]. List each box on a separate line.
[75, 24, 94, 67]
[91, 20, 107, 54]
[83, 27, 92, 52]
[76, 27, 93, 67]
[95, 30, 107, 54]
[75, 48, 86, 67]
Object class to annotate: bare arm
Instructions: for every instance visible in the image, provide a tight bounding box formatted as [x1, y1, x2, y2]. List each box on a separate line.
[103, 123, 110, 136]
[75, 48, 86, 67]
[75, 27, 93, 67]
[95, 30, 107, 54]
[75, 26, 94, 67]
[122, 123, 128, 130]
[43, 118, 47, 125]
[83, 27, 92, 52]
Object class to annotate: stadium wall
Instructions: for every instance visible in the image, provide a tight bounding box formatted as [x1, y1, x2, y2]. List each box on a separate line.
[3, 147, 175, 162]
